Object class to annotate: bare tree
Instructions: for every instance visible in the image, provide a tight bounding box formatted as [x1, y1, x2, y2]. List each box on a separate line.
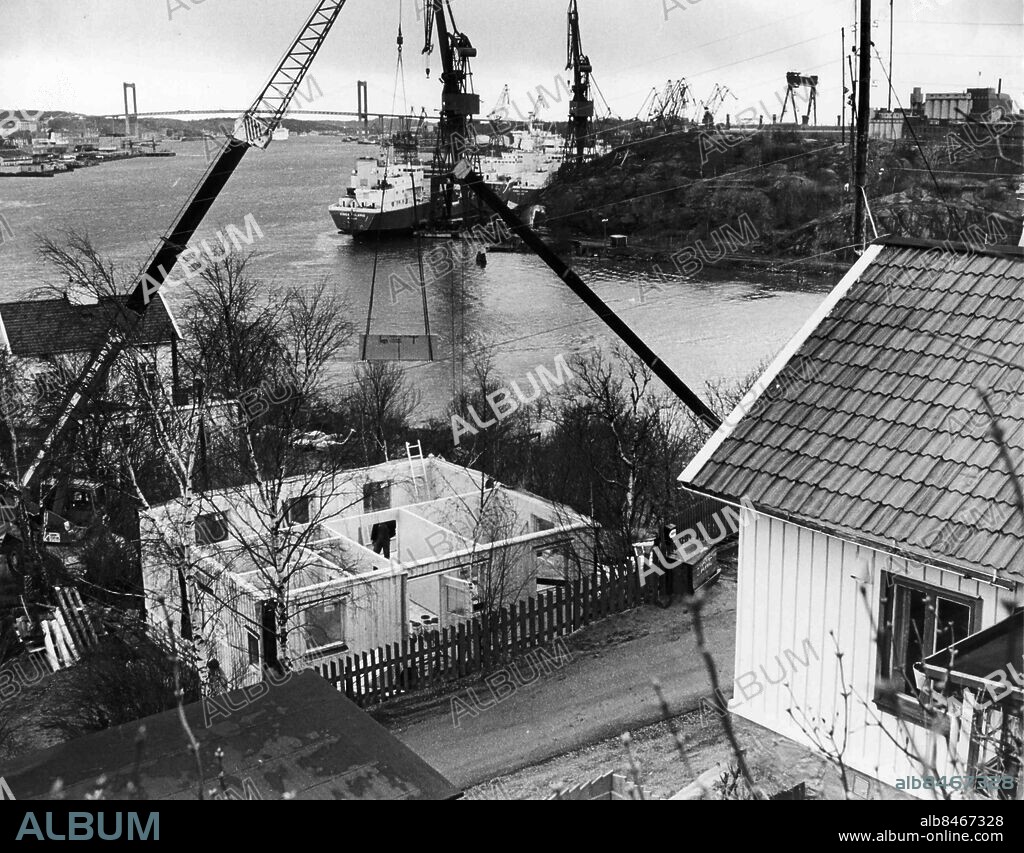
[543, 345, 698, 569]
[345, 361, 421, 465]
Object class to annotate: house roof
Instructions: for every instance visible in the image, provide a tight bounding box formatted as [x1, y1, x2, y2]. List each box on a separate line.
[0, 293, 179, 358]
[681, 237, 1024, 582]
[1, 671, 461, 800]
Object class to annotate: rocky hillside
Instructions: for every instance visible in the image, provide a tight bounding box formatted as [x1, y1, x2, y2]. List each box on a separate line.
[538, 127, 1022, 258]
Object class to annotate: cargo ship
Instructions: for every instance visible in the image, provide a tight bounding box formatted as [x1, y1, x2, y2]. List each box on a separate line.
[479, 127, 566, 207]
[329, 154, 432, 237]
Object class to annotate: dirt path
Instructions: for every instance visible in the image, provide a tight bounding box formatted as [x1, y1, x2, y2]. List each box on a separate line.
[373, 566, 737, 790]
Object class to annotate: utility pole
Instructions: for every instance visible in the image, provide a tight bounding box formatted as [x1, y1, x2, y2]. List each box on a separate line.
[887, 0, 894, 111]
[853, 0, 871, 251]
[841, 27, 846, 142]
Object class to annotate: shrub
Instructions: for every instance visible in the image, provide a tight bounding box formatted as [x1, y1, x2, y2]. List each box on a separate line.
[41, 621, 200, 739]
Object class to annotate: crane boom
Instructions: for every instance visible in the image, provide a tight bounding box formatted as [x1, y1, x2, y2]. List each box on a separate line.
[452, 160, 722, 432]
[22, 0, 349, 490]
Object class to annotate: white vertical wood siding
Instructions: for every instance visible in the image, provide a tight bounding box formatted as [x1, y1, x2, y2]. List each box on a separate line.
[733, 509, 1022, 795]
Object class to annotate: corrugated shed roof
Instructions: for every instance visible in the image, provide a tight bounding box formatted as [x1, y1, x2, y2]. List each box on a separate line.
[2, 672, 461, 800]
[0, 294, 178, 357]
[683, 239, 1024, 581]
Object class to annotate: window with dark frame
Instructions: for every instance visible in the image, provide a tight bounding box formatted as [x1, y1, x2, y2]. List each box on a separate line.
[247, 630, 261, 667]
[195, 511, 229, 545]
[286, 495, 311, 526]
[303, 598, 348, 654]
[876, 572, 978, 719]
[363, 481, 392, 513]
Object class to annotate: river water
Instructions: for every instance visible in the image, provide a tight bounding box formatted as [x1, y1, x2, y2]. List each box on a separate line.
[0, 136, 837, 420]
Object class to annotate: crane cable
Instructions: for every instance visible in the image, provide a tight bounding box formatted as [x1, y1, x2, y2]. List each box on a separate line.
[363, 0, 433, 361]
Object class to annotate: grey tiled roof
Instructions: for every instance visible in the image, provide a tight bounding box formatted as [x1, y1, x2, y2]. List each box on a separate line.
[684, 238, 1024, 580]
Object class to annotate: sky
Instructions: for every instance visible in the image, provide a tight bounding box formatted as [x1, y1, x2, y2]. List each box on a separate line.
[1, 0, 1021, 123]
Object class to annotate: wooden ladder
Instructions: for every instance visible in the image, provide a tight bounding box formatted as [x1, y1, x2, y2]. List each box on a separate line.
[406, 441, 428, 498]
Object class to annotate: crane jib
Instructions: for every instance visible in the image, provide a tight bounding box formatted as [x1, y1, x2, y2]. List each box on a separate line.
[24, 0, 351, 493]
[451, 161, 723, 433]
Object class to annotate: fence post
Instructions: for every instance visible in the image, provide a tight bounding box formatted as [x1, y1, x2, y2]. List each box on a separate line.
[498, 607, 508, 663]
[457, 623, 467, 678]
[360, 650, 371, 706]
[510, 603, 519, 658]
[555, 584, 565, 638]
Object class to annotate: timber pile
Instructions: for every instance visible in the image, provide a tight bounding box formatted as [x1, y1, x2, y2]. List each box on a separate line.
[16, 587, 102, 673]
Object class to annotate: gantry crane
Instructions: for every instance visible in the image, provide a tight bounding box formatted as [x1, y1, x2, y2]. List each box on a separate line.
[422, 0, 481, 227]
[781, 72, 818, 125]
[7, 0, 351, 596]
[563, 0, 596, 169]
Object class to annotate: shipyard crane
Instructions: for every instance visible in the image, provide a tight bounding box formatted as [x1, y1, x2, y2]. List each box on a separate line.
[422, 0, 481, 226]
[781, 72, 818, 125]
[452, 160, 722, 432]
[700, 83, 737, 127]
[648, 79, 691, 128]
[563, 0, 596, 169]
[8, 1, 351, 588]
[488, 85, 512, 122]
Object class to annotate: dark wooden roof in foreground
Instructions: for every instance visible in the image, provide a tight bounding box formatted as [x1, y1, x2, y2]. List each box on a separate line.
[0, 294, 178, 357]
[922, 608, 1023, 695]
[2, 672, 460, 800]
[683, 238, 1024, 582]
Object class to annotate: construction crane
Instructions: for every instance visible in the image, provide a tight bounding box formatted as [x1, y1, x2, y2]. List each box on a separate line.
[700, 83, 737, 127]
[8, 0, 350, 590]
[781, 72, 818, 125]
[563, 0, 596, 169]
[452, 159, 721, 432]
[422, 0, 480, 226]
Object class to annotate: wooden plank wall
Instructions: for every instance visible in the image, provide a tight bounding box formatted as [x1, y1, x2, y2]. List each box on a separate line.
[734, 512, 1022, 795]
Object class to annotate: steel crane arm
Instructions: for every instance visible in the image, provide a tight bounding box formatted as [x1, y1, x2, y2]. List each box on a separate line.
[21, 0, 350, 490]
[452, 160, 723, 432]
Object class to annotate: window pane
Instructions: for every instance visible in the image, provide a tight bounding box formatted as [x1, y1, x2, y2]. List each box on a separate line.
[935, 597, 971, 652]
[196, 512, 228, 545]
[901, 587, 928, 691]
[287, 496, 310, 525]
[363, 482, 391, 513]
[304, 600, 346, 650]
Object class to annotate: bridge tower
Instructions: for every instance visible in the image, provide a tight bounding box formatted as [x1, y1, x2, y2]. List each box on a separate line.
[123, 82, 138, 138]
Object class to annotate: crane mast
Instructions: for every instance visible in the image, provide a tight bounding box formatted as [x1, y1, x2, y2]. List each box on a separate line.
[423, 0, 480, 226]
[21, 0, 350, 492]
[563, 0, 596, 169]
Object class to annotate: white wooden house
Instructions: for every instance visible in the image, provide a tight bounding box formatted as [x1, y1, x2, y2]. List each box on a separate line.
[681, 238, 1024, 798]
[0, 289, 183, 404]
[141, 456, 596, 688]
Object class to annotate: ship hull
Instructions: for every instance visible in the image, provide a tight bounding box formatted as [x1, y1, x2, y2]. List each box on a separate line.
[330, 201, 432, 237]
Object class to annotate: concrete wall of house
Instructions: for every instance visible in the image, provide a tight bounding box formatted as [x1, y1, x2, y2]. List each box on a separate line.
[732, 510, 1022, 796]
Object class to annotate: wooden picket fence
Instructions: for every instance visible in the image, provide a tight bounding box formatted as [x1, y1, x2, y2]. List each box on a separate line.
[315, 563, 669, 707]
